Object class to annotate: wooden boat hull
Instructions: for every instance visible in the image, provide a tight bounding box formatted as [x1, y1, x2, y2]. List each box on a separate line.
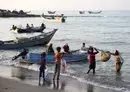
[48, 11, 56, 14]
[0, 29, 57, 50]
[25, 51, 88, 64]
[79, 11, 85, 14]
[88, 11, 102, 14]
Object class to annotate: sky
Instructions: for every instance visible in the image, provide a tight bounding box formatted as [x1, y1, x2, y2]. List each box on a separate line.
[0, 0, 130, 11]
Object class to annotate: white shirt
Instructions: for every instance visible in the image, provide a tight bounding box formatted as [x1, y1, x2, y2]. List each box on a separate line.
[81, 46, 88, 51]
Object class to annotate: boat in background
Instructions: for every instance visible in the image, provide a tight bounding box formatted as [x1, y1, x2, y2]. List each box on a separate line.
[48, 11, 56, 14]
[79, 11, 85, 14]
[88, 11, 102, 14]
[42, 13, 66, 23]
[22, 50, 88, 64]
[0, 29, 57, 50]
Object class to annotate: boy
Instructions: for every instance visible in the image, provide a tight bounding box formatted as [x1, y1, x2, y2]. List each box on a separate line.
[39, 52, 46, 85]
[53, 47, 63, 80]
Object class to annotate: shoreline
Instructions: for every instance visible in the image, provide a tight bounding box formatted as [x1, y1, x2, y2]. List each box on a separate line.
[0, 65, 121, 92]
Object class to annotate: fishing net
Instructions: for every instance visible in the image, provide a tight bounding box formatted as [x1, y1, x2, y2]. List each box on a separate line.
[100, 51, 111, 62]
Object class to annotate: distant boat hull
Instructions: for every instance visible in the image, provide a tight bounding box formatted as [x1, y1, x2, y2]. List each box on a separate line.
[43, 17, 65, 22]
[79, 11, 85, 14]
[88, 11, 102, 14]
[42, 15, 66, 23]
[48, 11, 56, 14]
[0, 29, 57, 50]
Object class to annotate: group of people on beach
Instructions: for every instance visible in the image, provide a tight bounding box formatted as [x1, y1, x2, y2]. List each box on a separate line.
[38, 43, 124, 85]
[38, 43, 70, 85]
[12, 42, 124, 85]
[81, 43, 124, 74]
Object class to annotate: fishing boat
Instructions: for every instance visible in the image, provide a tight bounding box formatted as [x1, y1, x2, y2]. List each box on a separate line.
[79, 11, 85, 14]
[11, 23, 46, 33]
[88, 11, 102, 14]
[0, 29, 57, 50]
[48, 11, 56, 14]
[23, 50, 88, 64]
[42, 14, 66, 23]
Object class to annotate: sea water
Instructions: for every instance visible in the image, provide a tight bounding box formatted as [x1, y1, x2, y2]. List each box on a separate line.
[0, 11, 130, 92]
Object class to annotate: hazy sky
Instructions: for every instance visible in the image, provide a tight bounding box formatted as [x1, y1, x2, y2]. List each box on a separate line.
[0, 0, 130, 11]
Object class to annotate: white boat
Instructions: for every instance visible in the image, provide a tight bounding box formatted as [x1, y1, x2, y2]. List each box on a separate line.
[41, 14, 66, 23]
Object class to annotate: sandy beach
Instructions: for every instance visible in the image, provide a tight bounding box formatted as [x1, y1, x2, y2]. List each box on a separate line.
[0, 65, 120, 92]
[0, 76, 58, 92]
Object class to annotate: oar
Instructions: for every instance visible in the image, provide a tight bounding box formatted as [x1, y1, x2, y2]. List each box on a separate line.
[12, 55, 20, 61]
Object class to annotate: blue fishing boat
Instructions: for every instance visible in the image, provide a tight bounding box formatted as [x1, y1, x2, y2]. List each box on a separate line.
[25, 50, 88, 64]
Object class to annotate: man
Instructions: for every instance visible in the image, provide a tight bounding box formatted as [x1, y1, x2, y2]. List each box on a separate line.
[110, 50, 124, 73]
[46, 43, 54, 54]
[53, 47, 63, 80]
[81, 43, 88, 51]
[63, 43, 70, 53]
[12, 49, 29, 60]
[87, 46, 99, 74]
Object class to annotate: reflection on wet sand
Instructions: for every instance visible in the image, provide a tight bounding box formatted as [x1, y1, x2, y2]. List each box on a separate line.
[11, 67, 26, 80]
[87, 84, 94, 92]
[11, 67, 39, 81]
[53, 80, 59, 89]
[53, 80, 66, 91]
[9, 66, 117, 92]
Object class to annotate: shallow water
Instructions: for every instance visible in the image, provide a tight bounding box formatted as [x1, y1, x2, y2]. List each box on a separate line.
[0, 11, 130, 92]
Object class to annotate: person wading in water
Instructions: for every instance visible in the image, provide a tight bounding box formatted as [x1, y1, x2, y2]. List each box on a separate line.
[110, 50, 124, 73]
[87, 46, 99, 74]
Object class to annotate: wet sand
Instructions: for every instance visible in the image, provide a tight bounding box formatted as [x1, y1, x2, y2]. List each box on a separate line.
[0, 76, 57, 92]
[0, 65, 119, 92]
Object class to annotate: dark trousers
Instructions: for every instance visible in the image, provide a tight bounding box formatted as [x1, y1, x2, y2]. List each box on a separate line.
[53, 64, 61, 80]
[39, 66, 45, 79]
[87, 62, 96, 74]
[39, 66, 45, 85]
